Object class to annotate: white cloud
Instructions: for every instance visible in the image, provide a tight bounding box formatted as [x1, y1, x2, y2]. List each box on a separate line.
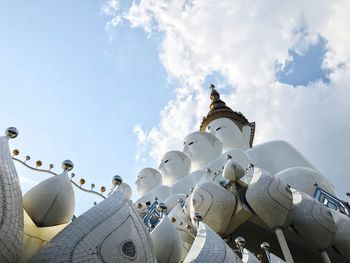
[106, 0, 350, 198]
[101, 0, 120, 16]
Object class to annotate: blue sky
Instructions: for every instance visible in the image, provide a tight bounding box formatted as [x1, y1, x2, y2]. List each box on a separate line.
[1, 1, 349, 215]
[277, 37, 329, 86]
[0, 1, 173, 214]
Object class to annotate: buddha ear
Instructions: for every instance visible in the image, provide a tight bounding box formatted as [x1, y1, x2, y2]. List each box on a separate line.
[154, 171, 163, 185]
[184, 156, 191, 174]
[242, 125, 251, 143]
[214, 140, 223, 156]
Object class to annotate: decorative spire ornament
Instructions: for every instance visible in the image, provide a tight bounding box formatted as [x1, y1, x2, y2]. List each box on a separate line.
[200, 84, 255, 147]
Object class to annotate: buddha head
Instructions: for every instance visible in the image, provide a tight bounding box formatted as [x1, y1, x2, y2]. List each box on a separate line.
[183, 131, 222, 171]
[206, 117, 252, 151]
[158, 151, 191, 186]
[200, 84, 255, 152]
[135, 168, 162, 197]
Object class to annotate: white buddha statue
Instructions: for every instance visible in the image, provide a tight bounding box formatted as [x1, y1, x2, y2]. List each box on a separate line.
[182, 128, 250, 186]
[183, 131, 223, 172]
[135, 167, 171, 204]
[157, 151, 201, 212]
[206, 117, 252, 152]
[158, 151, 193, 195]
[181, 131, 252, 236]
[200, 84, 335, 196]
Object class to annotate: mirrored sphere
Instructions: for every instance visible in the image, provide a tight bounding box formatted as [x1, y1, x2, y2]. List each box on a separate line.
[62, 160, 74, 171]
[235, 236, 245, 247]
[157, 202, 167, 213]
[5, 127, 18, 139]
[193, 211, 203, 222]
[112, 175, 123, 185]
[260, 242, 270, 250]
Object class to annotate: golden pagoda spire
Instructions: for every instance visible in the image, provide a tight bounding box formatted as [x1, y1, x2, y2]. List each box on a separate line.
[200, 84, 255, 147]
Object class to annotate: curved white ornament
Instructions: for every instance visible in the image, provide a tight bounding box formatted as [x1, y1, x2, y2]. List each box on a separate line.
[329, 210, 350, 261]
[246, 169, 293, 229]
[223, 159, 245, 182]
[23, 170, 75, 227]
[190, 180, 236, 235]
[289, 189, 336, 251]
[150, 216, 185, 263]
[183, 222, 242, 263]
[30, 190, 156, 263]
[168, 204, 196, 254]
[0, 136, 23, 262]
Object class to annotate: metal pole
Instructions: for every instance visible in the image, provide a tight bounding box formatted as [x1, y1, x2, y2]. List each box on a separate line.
[320, 251, 331, 263]
[275, 227, 294, 263]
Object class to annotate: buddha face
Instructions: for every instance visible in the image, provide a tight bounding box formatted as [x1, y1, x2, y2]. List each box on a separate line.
[135, 168, 162, 197]
[183, 131, 222, 171]
[206, 118, 251, 152]
[158, 151, 191, 186]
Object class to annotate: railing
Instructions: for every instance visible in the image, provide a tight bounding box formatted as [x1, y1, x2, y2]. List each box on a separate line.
[142, 200, 161, 229]
[314, 186, 350, 216]
[12, 150, 106, 200]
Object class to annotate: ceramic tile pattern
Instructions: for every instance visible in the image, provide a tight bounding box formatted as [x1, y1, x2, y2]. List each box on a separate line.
[30, 189, 155, 262]
[0, 137, 23, 262]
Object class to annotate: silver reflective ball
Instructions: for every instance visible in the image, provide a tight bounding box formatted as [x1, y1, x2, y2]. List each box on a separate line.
[193, 211, 203, 222]
[157, 202, 167, 213]
[62, 160, 74, 171]
[260, 242, 270, 250]
[5, 127, 18, 139]
[112, 175, 123, 185]
[235, 237, 245, 247]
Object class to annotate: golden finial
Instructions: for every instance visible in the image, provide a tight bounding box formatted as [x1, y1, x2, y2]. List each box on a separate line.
[36, 160, 42, 168]
[100, 186, 106, 193]
[12, 149, 19, 156]
[80, 178, 86, 185]
[186, 224, 192, 230]
[137, 203, 143, 209]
